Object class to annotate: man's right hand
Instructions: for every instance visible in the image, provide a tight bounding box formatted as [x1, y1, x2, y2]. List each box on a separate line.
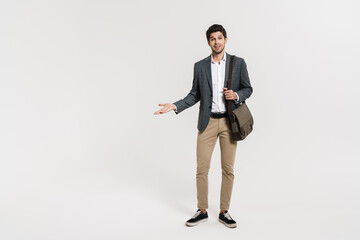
[154, 103, 176, 115]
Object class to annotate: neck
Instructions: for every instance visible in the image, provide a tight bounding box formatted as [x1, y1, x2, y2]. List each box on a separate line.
[212, 50, 225, 63]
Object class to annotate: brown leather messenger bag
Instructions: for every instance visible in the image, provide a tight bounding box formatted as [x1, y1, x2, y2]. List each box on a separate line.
[226, 55, 254, 141]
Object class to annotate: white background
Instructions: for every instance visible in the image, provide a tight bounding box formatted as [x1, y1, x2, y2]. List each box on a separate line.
[1, 0, 359, 239]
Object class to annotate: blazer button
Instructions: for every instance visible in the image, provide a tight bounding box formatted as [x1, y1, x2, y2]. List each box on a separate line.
[208, 106, 211, 109]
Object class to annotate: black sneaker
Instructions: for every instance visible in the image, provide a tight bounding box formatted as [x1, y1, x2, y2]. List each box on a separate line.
[219, 210, 237, 228]
[185, 209, 208, 227]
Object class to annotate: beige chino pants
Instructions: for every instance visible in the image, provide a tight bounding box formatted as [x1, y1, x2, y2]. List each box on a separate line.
[196, 117, 237, 210]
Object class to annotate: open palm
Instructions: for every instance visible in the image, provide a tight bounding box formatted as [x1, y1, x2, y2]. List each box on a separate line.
[154, 103, 176, 115]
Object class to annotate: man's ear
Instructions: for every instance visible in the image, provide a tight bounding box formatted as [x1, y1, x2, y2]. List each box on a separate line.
[225, 38, 228, 44]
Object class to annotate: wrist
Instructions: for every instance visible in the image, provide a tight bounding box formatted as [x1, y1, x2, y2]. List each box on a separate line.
[234, 92, 239, 101]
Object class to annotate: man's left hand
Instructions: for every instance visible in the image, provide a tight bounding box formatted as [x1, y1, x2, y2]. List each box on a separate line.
[223, 88, 237, 100]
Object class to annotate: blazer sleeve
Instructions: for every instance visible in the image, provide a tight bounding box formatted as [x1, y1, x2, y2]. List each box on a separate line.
[172, 63, 200, 114]
[235, 59, 253, 103]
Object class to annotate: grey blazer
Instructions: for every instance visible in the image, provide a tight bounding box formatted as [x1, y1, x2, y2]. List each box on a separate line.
[173, 52, 253, 132]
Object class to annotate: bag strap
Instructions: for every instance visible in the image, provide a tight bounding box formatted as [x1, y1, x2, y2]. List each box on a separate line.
[226, 55, 246, 115]
[226, 55, 235, 118]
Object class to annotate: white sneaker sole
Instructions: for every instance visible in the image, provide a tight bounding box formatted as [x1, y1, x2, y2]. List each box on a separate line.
[219, 219, 237, 228]
[185, 218, 208, 227]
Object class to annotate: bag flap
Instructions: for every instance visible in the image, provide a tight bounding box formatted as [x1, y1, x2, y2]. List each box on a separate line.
[232, 103, 253, 125]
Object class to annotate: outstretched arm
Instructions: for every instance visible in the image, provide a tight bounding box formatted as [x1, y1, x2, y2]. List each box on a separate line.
[154, 63, 200, 115]
[172, 63, 200, 114]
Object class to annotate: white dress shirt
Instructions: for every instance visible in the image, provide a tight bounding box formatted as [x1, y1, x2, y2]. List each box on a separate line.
[211, 52, 239, 113]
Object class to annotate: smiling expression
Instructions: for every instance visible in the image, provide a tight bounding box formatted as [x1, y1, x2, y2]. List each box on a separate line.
[208, 31, 228, 55]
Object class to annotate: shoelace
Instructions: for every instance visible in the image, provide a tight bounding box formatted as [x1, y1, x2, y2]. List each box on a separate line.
[224, 212, 233, 220]
[192, 211, 202, 219]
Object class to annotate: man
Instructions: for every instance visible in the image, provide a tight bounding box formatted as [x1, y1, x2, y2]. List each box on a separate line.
[154, 24, 253, 228]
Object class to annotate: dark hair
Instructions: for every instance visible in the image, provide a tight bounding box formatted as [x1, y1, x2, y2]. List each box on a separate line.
[206, 24, 227, 41]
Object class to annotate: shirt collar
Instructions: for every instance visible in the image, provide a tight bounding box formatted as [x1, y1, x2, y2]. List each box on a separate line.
[211, 52, 227, 64]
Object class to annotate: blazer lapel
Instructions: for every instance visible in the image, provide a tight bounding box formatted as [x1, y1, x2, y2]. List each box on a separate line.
[224, 52, 231, 88]
[205, 55, 212, 91]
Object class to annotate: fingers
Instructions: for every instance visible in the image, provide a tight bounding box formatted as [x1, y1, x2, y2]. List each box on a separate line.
[223, 88, 232, 93]
[154, 103, 167, 114]
[222, 88, 235, 100]
[154, 104, 172, 115]
[154, 109, 166, 115]
[224, 91, 236, 100]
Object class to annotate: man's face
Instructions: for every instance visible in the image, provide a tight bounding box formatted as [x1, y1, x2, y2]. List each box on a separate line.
[208, 31, 227, 55]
